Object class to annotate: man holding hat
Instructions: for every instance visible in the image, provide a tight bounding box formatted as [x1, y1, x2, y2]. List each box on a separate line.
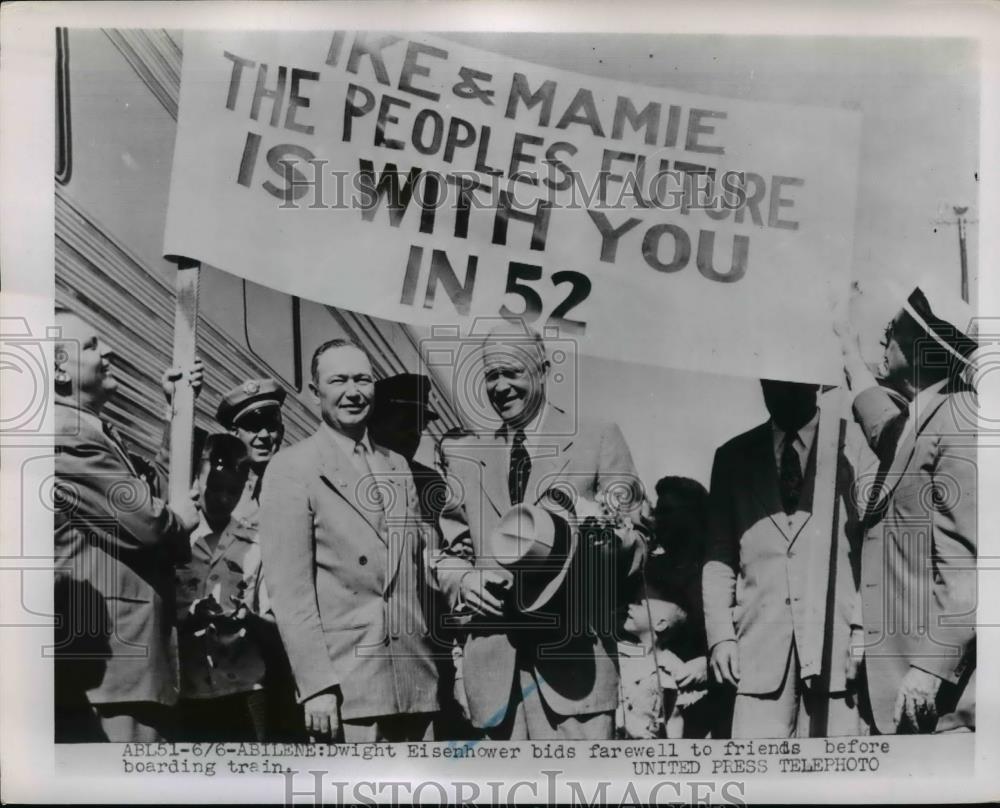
[838, 279, 978, 734]
[215, 378, 287, 528]
[433, 324, 647, 740]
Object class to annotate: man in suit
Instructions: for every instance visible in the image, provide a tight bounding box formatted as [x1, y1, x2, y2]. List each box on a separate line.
[838, 282, 977, 734]
[368, 373, 477, 739]
[369, 373, 445, 530]
[703, 380, 867, 738]
[258, 339, 439, 741]
[433, 326, 646, 740]
[53, 308, 199, 741]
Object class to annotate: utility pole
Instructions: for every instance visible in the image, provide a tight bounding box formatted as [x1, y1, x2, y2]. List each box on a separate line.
[932, 205, 976, 303]
[954, 206, 969, 302]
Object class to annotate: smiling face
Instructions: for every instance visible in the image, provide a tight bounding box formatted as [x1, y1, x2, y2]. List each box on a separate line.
[232, 408, 283, 466]
[55, 312, 118, 413]
[309, 345, 374, 437]
[482, 341, 548, 428]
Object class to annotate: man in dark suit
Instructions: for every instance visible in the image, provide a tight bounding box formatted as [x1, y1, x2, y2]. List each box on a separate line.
[368, 373, 476, 738]
[369, 373, 446, 530]
[838, 282, 977, 733]
[258, 339, 439, 741]
[703, 380, 868, 738]
[53, 308, 199, 742]
[433, 325, 647, 740]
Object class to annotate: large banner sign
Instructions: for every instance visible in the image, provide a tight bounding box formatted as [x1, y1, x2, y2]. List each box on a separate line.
[164, 31, 862, 382]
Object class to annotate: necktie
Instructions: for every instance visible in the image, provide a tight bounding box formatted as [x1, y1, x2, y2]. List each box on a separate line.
[508, 428, 531, 506]
[779, 432, 803, 515]
[354, 442, 384, 512]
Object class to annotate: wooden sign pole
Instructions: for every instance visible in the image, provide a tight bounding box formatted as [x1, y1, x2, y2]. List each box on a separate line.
[809, 386, 847, 738]
[167, 257, 201, 508]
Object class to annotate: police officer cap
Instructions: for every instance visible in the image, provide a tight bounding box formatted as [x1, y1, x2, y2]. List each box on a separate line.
[373, 373, 440, 421]
[216, 378, 286, 428]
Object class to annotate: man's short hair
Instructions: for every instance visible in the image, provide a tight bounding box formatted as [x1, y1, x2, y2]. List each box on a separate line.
[654, 476, 708, 524]
[310, 337, 369, 382]
[480, 324, 547, 370]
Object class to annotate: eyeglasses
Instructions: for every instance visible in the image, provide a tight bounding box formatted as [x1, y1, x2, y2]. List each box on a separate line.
[234, 413, 281, 433]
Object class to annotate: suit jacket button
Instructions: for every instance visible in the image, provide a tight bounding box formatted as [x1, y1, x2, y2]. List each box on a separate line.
[785, 598, 791, 605]
[359, 555, 368, 565]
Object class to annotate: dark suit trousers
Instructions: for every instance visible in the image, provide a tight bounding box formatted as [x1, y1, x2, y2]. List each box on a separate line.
[486, 665, 613, 741]
[56, 701, 171, 743]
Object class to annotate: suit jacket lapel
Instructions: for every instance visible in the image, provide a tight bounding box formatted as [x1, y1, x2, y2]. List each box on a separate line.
[477, 432, 511, 517]
[375, 443, 410, 592]
[876, 389, 950, 506]
[316, 430, 386, 543]
[525, 405, 573, 507]
[749, 422, 818, 544]
[785, 437, 818, 548]
[748, 424, 787, 534]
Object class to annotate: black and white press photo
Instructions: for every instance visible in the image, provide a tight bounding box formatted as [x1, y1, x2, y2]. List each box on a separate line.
[1, 2, 997, 804]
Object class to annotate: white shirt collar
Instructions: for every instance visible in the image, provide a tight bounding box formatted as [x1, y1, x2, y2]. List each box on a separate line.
[190, 514, 234, 549]
[771, 408, 820, 471]
[496, 402, 548, 443]
[323, 421, 374, 456]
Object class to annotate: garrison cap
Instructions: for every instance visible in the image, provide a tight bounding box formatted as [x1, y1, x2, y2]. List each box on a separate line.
[216, 378, 286, 428]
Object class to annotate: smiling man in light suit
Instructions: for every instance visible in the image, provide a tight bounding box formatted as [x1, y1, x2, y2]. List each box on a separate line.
[258, 339, 439, 742]
[433, 325, 647, 740]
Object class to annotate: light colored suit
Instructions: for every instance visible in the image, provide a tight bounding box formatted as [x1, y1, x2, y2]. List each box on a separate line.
[853, 382, 976, 733]
[703, 406, 869, 736]
[54, 402, 188, 715]
[257, 427, 439, 722]
[434, 404, 646, 733]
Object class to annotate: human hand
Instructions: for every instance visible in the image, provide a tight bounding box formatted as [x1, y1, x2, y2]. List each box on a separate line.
[304, 690, 342, 739]
[459, 569, 510, 617]
[676, 656, 709, 689]
[845, 627, 865, 684]
[229, 581, 251, 620]
[453, 675, 471, 722]
[192, 594, 223, 624]
[893, 667, 942, 733]
[171, 494, 201, 534]
[709, 640, 740, 687]
[161, 358, 205, 404]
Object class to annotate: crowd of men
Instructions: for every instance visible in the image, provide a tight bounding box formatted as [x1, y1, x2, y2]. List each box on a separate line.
[53, 278, 978, 743]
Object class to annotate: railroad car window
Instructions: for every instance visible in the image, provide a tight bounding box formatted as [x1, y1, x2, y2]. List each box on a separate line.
[242, 279, 302, 389]
[56, 28, 72, 185]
